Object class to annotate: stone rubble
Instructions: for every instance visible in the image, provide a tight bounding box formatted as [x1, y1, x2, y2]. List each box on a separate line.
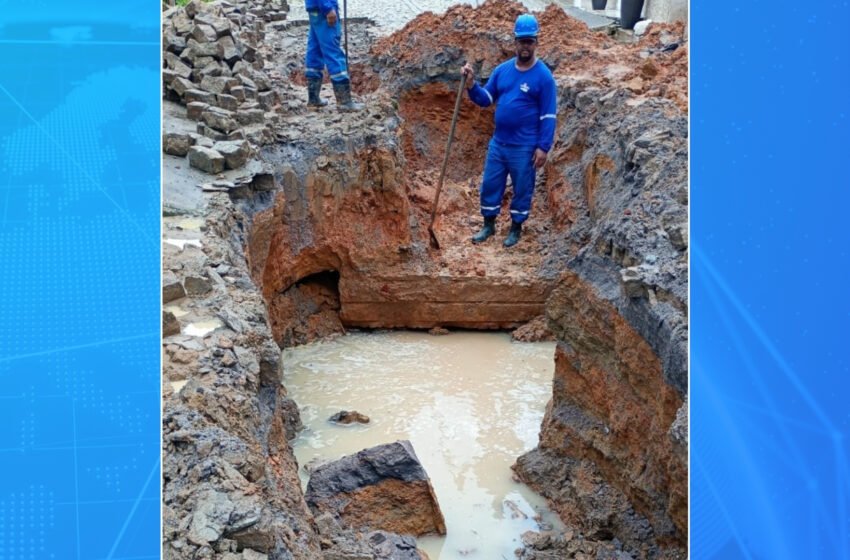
[162, 0, 287, 173]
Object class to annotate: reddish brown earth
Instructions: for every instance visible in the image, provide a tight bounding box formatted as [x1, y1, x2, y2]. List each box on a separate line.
[514, 272, 686, 557]
[511, 314, 554, 342]
[372, 0, 688, 112]
[398, 82, 494, 182]
[330, 478, 445, 537]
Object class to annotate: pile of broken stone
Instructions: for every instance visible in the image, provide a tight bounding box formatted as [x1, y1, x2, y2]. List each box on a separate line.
[162, 0, 288, 174]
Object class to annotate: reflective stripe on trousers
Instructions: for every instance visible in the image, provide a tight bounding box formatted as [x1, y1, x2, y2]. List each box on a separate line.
[305, 11, 349, 83]
[479, 139, 536, 223]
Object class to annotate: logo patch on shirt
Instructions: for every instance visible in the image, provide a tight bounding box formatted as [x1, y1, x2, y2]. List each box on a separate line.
[520, 82, 529, 93]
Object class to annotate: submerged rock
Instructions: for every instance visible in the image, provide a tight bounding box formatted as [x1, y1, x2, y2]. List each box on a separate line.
[328, 410, 370, 425]
[305, 440, 446, 537]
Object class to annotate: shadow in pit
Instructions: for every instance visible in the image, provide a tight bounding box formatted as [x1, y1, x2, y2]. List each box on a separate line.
[270, 270, 344, 347]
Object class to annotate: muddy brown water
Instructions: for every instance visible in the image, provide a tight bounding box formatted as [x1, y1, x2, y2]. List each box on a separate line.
[282, 330, 564, 559]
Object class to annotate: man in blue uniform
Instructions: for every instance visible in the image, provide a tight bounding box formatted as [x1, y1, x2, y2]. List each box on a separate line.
[461, 13, 557, 248]
[304, 0, 363, 111]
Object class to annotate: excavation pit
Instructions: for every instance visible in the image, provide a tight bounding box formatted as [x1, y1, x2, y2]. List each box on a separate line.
[284, 330, 565, 560]
[163, 1, 689, 558]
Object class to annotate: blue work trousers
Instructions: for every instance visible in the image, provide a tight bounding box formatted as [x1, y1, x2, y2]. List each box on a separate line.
[305, 11, 349, 83]
[479, 139, 536, 224]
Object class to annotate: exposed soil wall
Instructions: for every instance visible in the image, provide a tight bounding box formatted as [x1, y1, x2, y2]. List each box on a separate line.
[163, 197, 324, 560]
[512, 81, 688, 558]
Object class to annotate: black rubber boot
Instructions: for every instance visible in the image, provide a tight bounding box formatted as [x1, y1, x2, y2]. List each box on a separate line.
[503, 220, 523, 248]
[472, 217, 496, 244]
[332, 80, 364, 112]
[307, 77, 327, 107]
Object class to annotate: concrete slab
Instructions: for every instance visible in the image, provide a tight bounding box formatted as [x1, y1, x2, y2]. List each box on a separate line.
[559, 5, 617, 30]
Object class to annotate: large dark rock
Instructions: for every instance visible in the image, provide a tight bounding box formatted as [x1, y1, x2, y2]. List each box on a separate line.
[306, 440, 445, 537]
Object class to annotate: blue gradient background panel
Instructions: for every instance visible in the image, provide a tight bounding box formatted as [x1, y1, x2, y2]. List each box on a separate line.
[691, 1, 850, 558]
[0, 2, 160, 560]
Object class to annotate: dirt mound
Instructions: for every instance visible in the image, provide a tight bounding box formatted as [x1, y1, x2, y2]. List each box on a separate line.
[372, 0, 526, 66]
[372, 0, 687, 112]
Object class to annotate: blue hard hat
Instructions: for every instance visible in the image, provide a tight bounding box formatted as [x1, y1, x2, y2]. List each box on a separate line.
[514, 14, 539, 39]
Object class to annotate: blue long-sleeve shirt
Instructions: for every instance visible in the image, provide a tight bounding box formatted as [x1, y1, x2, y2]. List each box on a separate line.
[305, 0, 338, 15]
[468, 58, 557, 152]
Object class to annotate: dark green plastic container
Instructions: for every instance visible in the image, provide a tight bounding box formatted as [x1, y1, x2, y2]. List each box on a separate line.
[620, 0, 645, 29]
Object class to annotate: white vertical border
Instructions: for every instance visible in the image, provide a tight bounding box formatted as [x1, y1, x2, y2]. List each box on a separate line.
[686, 0, 692, 556]
[159, 3, 165, 558]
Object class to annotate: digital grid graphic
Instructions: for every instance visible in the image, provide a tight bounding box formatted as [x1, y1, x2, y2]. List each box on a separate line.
[0, 3, 160, 559]
[691, 1, 850, 557]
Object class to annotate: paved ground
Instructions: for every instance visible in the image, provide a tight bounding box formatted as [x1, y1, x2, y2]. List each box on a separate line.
[287, 0, 614, 34]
